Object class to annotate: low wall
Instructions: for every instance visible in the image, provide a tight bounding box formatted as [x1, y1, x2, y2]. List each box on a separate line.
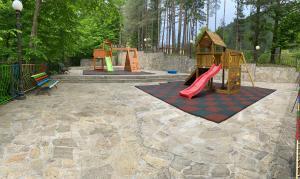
[81, 52, 299, 83]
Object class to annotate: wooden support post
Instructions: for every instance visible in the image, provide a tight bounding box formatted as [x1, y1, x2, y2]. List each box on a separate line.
[221, 69, 225, 89]
[297, 140, 299, 178]
[241, 53, 255, 87]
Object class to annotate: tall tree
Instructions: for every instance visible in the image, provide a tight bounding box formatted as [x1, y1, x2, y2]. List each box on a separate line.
[278, 1, 300, 49]
[161, 5, 167, 51]
[210, 0, 221, 31]
[235, 0, 245, 50]
[206, 0, 210, 28]
[177, 0, 183, 53]
[269, 0, 290, 63]
[171, 0, 176, 53]
[29, 0, 42, 49]
[245, 0, 269, 62]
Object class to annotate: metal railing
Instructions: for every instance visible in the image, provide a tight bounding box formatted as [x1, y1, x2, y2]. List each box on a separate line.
[242, 51, 300, 71]
[296, 90, 300, 178]
[0, 64, 46, 105]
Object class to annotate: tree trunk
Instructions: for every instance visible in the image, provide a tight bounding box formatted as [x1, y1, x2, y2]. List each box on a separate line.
[222, 0, 226, 39]
[253, 5, 261, 62]
[194, 20, 198, 37]
[215, 1, 217, 31]
[177, 1, 183, 53]
[270, 0, 281, 64]
[182, 11, 187, 54]
[168, 7, 172, 54]
[5, 34, 10, 60]
[138, 27, 140, 50]
[29, 0, 42, 49]
[166, 6, 170, 53]
[157, 0, 160, 51]
[161, 8, 167, 52]
[270, 18, 279, 64]
[171, 0, 176, 54]
[235, 1, 239, 50]
[206, 0, 210, 29]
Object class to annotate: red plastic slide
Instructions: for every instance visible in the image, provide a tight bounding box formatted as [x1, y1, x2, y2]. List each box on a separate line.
[179, 64, 222, 99]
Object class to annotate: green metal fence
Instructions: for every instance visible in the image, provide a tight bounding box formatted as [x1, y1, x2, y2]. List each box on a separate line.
[0, 64, 47, 105]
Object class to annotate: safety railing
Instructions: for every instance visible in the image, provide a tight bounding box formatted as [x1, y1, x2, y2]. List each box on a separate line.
[0, 64, 46, 105]
[296, 90, 300, 178]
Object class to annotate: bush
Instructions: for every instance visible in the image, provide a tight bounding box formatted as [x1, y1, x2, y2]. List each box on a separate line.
[257, 53, 270, 64]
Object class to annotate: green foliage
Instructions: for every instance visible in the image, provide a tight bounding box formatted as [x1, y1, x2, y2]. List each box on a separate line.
[0, 0, 124, 65]
[278, 2, 300, 49]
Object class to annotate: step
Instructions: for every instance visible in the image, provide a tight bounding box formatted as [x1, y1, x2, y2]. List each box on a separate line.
[54, 78, 186, 83]
[52, 74, 188, 83]
[53, 75, 188, 80]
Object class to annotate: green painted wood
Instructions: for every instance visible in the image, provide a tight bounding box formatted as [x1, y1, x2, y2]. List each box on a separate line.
[31, 72, 47, 79]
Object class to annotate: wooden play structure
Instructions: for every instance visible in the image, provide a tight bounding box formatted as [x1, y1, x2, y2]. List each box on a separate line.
[93, 40, 113, 71]
[185, 30, 254, 95]
[93, 40, 140, 72]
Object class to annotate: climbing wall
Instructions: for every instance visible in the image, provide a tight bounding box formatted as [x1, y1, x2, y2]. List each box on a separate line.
[124, 49, 140, 72]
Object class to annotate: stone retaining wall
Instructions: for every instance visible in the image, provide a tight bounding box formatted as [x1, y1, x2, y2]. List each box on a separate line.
[81, 52, 299, 83]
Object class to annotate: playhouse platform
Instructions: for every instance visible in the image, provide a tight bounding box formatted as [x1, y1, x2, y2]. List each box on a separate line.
[52, 66, 189, 83]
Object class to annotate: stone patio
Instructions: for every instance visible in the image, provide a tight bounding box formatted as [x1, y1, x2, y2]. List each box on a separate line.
[0, 81, 297, 178]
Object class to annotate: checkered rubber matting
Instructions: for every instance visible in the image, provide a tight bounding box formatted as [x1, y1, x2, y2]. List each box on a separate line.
[136, 81, 275, 123]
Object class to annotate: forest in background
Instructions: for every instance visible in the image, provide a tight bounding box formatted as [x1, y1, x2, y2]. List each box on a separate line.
[0, 0, 299, 66]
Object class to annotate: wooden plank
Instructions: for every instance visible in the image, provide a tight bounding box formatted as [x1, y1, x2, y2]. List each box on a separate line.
[31, 72, 47, 79]
[37, 78, 49, 86]
[49, 80, 59, 88]
[35, 75, 48, 82]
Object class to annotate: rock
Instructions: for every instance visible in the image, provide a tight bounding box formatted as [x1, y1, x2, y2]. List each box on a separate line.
[45, 167, 60, 178]
[170, 156, 192, 172]
[259, 132, 270, 143]
[30, 147, 40, 159]
[168, 167, 184, 179]
[211, 165, 230, 178]
[143, 154, 170, 168]
[60, 114, 78, 122]
[0, 134, 14, 144]
[62, 159, 76, 168]
[53, 147, 73, 159]
[81, 165, 113, 179]
[53, 138, 77, 147]
[255, 151, 268, 160]
[41, 126, 56, 136]
[278, 145, 293, 161]
[238, 155, 257, 172]
[5, 153, 27, 163]
[154, 168, 171, 179]
[199, 127, 228, 139]
[183, 163, 209, 176]
[56, 125, 70, 133]
[30, 159, 43, 175]
[0, 147, 3, 159]
[184, 176, 206, 179]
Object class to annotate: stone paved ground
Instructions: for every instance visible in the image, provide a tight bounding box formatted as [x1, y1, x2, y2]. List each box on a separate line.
[0, 82, 297, 179]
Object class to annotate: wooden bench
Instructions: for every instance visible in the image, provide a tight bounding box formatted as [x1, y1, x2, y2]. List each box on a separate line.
[31, 72, 59, 95]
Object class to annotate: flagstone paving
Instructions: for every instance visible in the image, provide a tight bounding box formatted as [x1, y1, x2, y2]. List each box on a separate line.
[0, 82, 297, 179]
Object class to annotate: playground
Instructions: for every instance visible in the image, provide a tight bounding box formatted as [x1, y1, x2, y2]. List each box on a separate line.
[0, 30, 298, 178]
[0, 0, 300, 177]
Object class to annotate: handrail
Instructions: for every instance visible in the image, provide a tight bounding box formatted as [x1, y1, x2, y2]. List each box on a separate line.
[112, 48, 137, 51]
[296, 92, 300, 178]
[196, 52, 223, 55]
